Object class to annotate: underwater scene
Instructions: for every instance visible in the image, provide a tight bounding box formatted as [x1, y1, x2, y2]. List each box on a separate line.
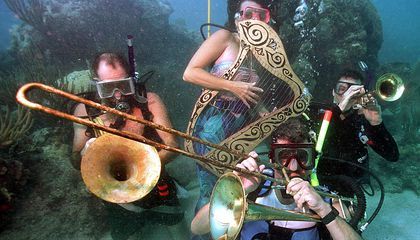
[0, 0, 419, 239]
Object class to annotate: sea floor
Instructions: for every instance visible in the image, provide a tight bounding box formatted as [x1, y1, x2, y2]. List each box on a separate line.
[1, 179, 419, 239]
[363, 190, 420, 240]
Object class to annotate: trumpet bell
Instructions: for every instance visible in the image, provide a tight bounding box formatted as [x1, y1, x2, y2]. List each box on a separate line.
[376, 73, 405, 101]
[81, 134, 161, 203]
[209, 173, 320, 240]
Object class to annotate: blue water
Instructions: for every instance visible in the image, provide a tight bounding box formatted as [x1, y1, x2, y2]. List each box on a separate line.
[1, 0, 419, 63]
[0, 1, 20, 50]
[167, 0, 227, 31]
[168, 0, 420, 64]
[371, 0, 420, 63]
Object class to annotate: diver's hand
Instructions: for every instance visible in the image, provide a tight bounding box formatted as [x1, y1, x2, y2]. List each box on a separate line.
[338, 85, 364, 112]
[80, 138, 97, 156]
[362, 101, 382, 126]
[228, 81, 263, 108]
[286, 178, 329, 216]
[234, 151, 265, 195]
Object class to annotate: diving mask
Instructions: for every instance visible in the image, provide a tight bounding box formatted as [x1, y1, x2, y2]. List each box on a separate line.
[93, 77, 135, 99]
[334, 81, 363, 96]
[270, 143, 315, 170]
[239, 6, 270, 23]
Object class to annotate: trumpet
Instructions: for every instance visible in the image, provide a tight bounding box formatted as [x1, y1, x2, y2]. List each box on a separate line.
[355, 73, 404, 108]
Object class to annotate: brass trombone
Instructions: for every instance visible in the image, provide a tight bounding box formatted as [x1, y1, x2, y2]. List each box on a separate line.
[16, 83, 286, 203]
[16, 83, 357, 206]
[17, 83, 362, 230]
[209, 172, 321, 240]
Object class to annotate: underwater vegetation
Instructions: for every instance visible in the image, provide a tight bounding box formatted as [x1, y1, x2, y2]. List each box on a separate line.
[0, 157, 30, 231]
[0, 105, 33, 150]
[0, 105, 32, 231]
[2, 0, 199, 128]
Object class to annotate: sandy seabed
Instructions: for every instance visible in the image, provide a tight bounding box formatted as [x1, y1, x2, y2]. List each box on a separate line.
[363, 190, 420, 240]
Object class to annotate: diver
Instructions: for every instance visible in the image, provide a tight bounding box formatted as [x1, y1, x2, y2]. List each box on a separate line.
[71, 52, 189, 240]
[191, 118, 363, 240]
[318, 68, 399, 186]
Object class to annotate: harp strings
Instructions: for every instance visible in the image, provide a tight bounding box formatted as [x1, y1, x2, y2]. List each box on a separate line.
[220, 53, 294, 133]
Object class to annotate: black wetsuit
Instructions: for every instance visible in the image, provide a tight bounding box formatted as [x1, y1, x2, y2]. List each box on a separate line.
[318, 105, 399, 184]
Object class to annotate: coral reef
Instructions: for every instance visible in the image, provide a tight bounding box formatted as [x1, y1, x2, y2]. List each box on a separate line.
[4, 0, 198, 129]
[271, 0, 383, 100]
[372, 143, 420, 195]
[0, 158, 30, 231]
[0, 105, 33, 149]
[58, 69, 93, 95]
[0, 71, 27, 107]
[5, 0, 194, 71]
[0, 127, 108, 237]
[0, 44, 71, 121]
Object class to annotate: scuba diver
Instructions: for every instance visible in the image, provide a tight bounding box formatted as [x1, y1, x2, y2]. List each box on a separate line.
[318, 68, 399, 185]
[71, 52, 189, 240]
[190, 118, 363, 240]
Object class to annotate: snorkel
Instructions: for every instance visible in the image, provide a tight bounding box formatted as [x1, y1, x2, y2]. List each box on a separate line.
[310, 109, 332, 187]
[127, 35, 147, 104]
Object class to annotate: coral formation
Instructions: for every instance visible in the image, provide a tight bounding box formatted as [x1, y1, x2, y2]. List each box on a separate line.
[4, 0, 198, 129]
[372, 143, 420, 195]
[5, 0, 194, 71]
[0, 105, 33, 149]
[0, 158, 30, 231]
[0, 127, 107, 238]
[58, 70, 93, 94]
[271, 0, 383, 100]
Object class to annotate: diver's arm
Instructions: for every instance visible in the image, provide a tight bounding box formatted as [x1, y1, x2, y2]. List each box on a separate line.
[182, 29, 263, 107]
[288, 179, 363, 240]
[318, 204, 364, 240]
[183, 29, 234, 90]
[71, 103, 90, 170]
[365, 121, 399, 162]
[147, 92, 179, 165]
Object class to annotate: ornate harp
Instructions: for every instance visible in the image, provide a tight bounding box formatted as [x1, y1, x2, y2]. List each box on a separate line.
[185, 20, 311, 176]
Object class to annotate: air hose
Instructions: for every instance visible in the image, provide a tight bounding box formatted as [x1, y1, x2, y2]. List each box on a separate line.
[319, 174, 367, 229]
[321, 156, 385, 233]
[199, 23, 236, 40]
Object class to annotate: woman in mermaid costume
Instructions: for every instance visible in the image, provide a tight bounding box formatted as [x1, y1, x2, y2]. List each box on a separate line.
[183, 1, 274, 237]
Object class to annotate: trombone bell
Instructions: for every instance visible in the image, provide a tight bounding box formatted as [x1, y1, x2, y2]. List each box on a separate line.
[81, 134, 161, 203]
[209, 173, 320, 240]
